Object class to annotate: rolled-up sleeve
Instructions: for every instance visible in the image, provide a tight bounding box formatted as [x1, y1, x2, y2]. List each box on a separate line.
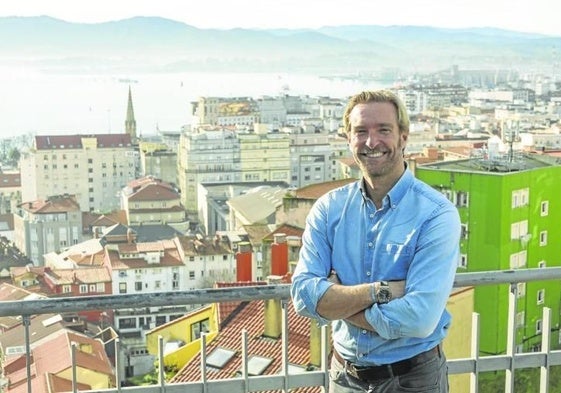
[291, 197, 334, 325]
[365, 204, 460, 339]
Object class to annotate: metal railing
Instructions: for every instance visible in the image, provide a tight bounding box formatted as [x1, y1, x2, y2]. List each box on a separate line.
[2, 267, 561, 392]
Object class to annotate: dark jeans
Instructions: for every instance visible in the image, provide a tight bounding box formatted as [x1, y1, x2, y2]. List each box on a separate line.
[329, 349, 449, 393]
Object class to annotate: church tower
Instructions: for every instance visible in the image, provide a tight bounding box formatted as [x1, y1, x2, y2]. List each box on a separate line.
[125, 86, 137, 141]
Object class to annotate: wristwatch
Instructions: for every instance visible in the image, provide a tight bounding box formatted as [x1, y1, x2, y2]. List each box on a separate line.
[372, 281, 392, 304]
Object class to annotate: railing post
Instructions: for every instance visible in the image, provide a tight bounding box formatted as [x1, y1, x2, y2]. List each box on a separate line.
[470, 312, 480, 393]
[201, 332, 208, 393]
[321, 324, 330, 393]
[505, 283, 518, 393]
[241, 329, 249, 393]
[540, 307, 551, 393]
[22, 315, 32, 393]
[71, 342, 78, 393]
[114, 338, 121, 392]
[158, 335, 166, 392]
[281, 300, 289, 393]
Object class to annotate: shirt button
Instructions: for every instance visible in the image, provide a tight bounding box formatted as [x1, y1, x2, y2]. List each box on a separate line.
[366, 271, 371, 276]
[369, 213, 375, 218]
[362, 329, 367, 334]
[368, 242, 373, 247]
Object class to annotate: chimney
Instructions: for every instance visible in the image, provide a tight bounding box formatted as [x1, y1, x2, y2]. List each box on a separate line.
[263, 275, 283, 339]
[271, 233, 288, 276]
[236, 242, 252, 282]
[126, 228, 134, 244]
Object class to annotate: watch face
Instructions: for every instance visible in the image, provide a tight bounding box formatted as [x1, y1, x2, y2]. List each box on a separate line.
[378, 288, 392, 303]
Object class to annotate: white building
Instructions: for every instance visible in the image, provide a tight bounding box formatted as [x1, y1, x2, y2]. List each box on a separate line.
[20, 134, 138, 212]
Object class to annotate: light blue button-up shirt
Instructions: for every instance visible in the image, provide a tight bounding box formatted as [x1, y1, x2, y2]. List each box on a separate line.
[291, 169, 461, 366]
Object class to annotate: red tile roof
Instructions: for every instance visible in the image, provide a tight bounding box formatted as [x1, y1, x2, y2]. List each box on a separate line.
[128, 182, 180, 202]
[44, 267, 111, 285]
[262, 224, 304, 242]
[171, 281, 321, 393]
[0, 172, 21, 188]
[34, 134, 132, 150]
[107, 239, 184, 269]
[294, 178, 356, 200]
[19, 195, 80, 214]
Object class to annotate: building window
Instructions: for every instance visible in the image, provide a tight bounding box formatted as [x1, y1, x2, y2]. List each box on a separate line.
[460, 223, 468, 239]
[458, 254, 467, 269]
[539, 231, 547, 246]
[189, 271, 195, 279]
[541, 201, 549, 216]
[119, 282, 127, 294]
[62, 285, 72, 293]
[516, 282, 526, 298]
[509, 251, 527, 269]
[538, 260, 546, 268]
[118, 318, 136, 329]
[512, 188, 530, 208]
[510, 220, 528, 240]
[441, 189, 456, 204]
[89, 284, 96, 292]
[96, 283, 105, 292]
[135, 282, 143, 291]
[79, 284, 88, 294]
[191, 318, 210, 340]
[537, 289, 545, 305]
[456, 191, 469, 207]
[536, 319, 543, 334]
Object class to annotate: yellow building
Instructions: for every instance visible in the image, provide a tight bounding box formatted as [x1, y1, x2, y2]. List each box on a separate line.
[238, 133, 290, 183]
[444, 286, 475, 393]
[146, 304, 219, 372]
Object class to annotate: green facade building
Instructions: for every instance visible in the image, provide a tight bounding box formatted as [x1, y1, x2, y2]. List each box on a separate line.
[416, 151, 561, 355]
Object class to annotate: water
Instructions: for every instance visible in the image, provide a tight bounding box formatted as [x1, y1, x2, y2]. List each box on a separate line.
[0, 68, 390, 139]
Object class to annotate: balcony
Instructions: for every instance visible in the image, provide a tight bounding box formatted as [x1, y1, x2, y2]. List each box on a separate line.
[2, 268, 561, 392]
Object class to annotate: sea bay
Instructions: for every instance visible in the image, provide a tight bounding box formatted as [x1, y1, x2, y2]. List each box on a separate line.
[0, 68, 390, 139]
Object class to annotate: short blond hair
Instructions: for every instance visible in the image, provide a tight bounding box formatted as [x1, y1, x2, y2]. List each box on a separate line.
[342, 90, 410, 136]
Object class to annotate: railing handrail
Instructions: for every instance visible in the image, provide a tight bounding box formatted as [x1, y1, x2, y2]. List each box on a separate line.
[1, 267, 559, 317]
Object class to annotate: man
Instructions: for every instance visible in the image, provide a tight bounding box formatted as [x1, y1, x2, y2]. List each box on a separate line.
[291, 90, 460, 392]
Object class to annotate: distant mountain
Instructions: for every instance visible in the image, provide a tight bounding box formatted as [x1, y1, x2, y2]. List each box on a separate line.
[1, 16, 559, 74]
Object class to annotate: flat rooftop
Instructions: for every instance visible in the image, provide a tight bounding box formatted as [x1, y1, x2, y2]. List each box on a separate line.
[419, 152, 561, 174]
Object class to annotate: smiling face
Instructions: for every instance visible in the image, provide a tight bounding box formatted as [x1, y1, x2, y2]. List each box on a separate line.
[348, 101, 408, 185]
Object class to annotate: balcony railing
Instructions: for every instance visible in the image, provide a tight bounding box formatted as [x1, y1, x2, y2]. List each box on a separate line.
[2, 267, 561, 393]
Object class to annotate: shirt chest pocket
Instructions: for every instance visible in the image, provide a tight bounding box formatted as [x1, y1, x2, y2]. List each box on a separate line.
[383, 242, 414, 264]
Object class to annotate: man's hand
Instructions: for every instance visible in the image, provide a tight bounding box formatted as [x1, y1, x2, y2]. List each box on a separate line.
[388, 280, 406, 299]
[329, 271, 405, 301]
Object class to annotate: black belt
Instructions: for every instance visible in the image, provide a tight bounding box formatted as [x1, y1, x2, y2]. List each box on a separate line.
[332, 345, 441, 381]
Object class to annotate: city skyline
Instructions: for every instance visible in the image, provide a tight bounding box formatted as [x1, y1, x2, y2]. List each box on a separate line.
[2, 0, 560, 36]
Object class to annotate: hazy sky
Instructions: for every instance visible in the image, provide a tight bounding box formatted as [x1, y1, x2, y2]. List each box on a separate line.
[2, 0, 559, 36]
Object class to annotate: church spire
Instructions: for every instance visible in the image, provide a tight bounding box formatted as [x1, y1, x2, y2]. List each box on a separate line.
[125, 86, 137, 141]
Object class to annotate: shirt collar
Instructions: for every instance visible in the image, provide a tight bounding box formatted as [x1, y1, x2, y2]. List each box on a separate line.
[358, 162, 413, 209]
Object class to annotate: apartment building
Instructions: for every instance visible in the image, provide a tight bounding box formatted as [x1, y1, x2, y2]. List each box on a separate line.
[396, 84, 468, 114]
[121, 176, 187, 232]
[14, 194, 83, 265]
[416, 151, 561, 355]
[238, 132, 291, 183]
[177, 129, 242, 215]
[0, 172, 21, 214]
[20, 134, 138, 212]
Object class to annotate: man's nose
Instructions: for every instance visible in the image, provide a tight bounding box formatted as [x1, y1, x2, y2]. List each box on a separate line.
[365, 132, 379, 148]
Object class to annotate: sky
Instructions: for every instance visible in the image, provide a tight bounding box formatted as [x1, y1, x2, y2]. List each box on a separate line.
[1, 0, 560, 36]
